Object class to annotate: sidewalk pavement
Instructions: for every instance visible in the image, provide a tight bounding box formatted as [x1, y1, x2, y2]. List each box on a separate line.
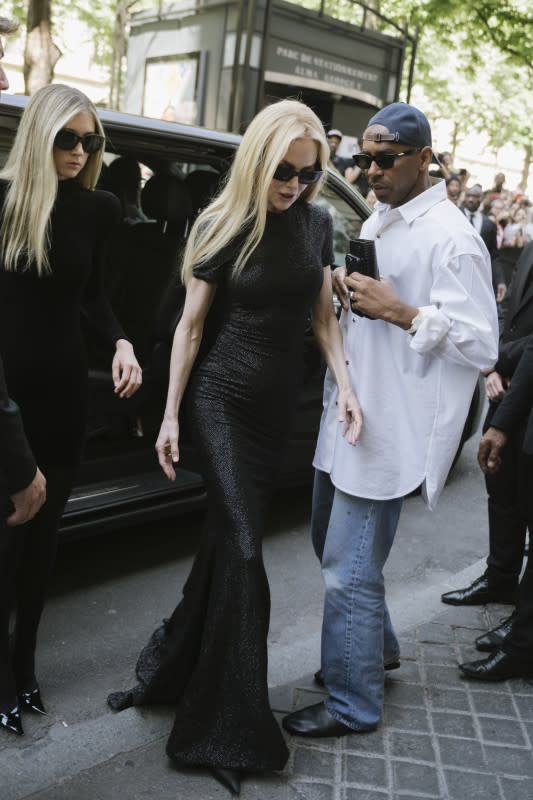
[5, 602, 531, 800]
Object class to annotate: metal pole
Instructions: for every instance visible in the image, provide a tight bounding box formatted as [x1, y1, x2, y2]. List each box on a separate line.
[233, 0, 256, 131]
[227, 0, 246, 132]
[255, 0, 273, 114]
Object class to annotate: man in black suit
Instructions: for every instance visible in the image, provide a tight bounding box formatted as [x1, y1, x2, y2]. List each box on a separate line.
[441, 241, 533, 617]
[0, 16, 46, 526]
[459, 335, 533, 680]
[462, 186, 506, 303]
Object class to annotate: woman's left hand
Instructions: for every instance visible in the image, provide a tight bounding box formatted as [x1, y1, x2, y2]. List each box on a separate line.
[338, 386, 363, 446]
[112, 339, 143, 398]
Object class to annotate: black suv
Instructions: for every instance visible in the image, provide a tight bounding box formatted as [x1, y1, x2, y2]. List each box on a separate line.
[0, 97, 481, 537]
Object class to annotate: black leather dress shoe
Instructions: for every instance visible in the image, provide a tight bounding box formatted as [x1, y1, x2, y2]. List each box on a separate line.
[282, 701, 358, 738]
[314, 658, 400, 687]
[441, 575, 516, 606]
[459, 649, 533, 681]
[475, 612, 517, 652]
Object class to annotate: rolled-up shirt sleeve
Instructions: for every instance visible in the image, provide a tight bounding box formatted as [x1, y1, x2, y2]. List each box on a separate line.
[409, 251, 499, 371]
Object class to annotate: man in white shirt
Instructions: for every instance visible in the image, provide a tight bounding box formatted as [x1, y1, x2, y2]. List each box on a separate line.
[282, 102, 499, 738]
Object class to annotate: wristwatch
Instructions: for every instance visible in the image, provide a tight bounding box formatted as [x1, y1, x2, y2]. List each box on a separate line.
[407, 310, 424, 335]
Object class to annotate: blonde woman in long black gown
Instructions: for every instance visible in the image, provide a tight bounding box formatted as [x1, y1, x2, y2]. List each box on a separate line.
[108, 99, 363, 794]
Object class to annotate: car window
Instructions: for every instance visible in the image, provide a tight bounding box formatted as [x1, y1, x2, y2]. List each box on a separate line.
[315, 182, 367, 267]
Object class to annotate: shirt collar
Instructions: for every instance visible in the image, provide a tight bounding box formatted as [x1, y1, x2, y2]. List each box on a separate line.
[374, 180, 447, 225]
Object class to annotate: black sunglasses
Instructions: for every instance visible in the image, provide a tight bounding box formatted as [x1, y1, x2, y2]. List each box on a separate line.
[273, 164, 323, 185]
[54, 129, 105, 154]
[352, 148, 421, 171]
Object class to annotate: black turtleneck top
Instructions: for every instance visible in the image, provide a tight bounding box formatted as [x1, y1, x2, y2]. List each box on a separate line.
[0, 178, 126, 468]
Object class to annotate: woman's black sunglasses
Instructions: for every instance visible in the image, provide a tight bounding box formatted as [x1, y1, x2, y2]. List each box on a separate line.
[273, 164, 323, 185]
[352, 148, 421, 171]
[54, 129, 105, 154]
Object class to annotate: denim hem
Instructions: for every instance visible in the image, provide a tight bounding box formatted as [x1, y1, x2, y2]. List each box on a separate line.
[324, 699, 378, 733]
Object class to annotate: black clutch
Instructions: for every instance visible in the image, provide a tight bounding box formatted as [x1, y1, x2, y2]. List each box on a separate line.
[345, 238, 379, 280]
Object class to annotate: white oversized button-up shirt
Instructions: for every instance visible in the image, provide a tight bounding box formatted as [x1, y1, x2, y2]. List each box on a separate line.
[313, 180, 499, 510]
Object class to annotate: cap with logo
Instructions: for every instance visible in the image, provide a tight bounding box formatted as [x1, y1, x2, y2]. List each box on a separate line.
[364, 102, 439, 163]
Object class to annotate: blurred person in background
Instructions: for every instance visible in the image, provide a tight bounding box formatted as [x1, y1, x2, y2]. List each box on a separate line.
[462, 186, 506, 303]
[446, 174, 463, 205]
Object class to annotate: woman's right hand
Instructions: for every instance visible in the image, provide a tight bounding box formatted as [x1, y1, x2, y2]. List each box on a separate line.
[155, 416, 180, 481]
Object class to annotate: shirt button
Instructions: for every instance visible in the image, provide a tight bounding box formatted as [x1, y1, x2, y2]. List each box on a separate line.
[345, 360, 350, 365]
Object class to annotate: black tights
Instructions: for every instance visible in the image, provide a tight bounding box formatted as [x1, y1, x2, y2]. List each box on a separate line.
[0, 467, 73, 711]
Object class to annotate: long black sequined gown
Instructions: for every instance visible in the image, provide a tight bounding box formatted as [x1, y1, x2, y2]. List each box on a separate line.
[108, 200, 334, 772]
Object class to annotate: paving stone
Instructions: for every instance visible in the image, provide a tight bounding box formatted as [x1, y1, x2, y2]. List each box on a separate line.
[436, 736, 485, 770]
[513, 679, 533, 695]
[392, 760, 440, 795]
[344, 789, 390, 800]
[288, 781, 334, 800]
[386, 660, 420, 684]
[383, 704, 430, 733]
[444, 768, 502, 800]
[515, 694, 533, 720]
[345, 753, 388, 788]
[388, 731, 435, 762]
[383, 682, 426, 708]
[343, 730, 385, 756]
[293, 747, 336, 781]
[431, 710, 477, 739]
[397, 638, 417, 660]
[453, 625, 486, 643]
[483, 743, 533, 777]
[478, 716, 527, 746]
[416, 622, 453, 644]
[500, 775, 533, 800]
[426, 686, 469, 713]
[470, 690, 517, 718]
[418, 643, 457, 666]
[440, 606, 486, 627]
[424, 664, 462, 688]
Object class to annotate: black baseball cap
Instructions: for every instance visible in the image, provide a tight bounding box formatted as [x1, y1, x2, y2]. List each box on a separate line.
[364, 102, 439, 163]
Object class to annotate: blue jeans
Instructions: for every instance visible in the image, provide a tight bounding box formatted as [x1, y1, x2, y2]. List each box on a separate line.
[311, 469, 403, 731]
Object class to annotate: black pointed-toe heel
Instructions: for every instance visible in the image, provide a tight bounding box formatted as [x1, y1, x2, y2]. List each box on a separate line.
[209, 767, 241, 795]
[0, 706, 24, 736]
[18, 687, 47, 715]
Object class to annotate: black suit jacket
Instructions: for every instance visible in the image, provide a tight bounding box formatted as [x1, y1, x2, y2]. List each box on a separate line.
[491, 331, 533, 457]
[462, 208, 504, 290]
[0, 354, 36, 495]
[496, 241, 533, 377]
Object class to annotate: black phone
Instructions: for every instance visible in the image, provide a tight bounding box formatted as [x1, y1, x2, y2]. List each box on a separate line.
[345, 239, 379, 280]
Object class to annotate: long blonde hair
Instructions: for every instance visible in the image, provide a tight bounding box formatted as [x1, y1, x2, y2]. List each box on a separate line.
[0, 84, 105, 275]
[181, 99, 329, 285]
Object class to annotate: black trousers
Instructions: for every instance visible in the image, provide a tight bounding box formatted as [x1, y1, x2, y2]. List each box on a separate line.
[503, 456, 533, 662]
[0, 466, 73, 708]
[484, 410, 528, 591]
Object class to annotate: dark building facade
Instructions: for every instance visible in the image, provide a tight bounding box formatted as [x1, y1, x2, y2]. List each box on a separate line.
[123, 0, 406, 137]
